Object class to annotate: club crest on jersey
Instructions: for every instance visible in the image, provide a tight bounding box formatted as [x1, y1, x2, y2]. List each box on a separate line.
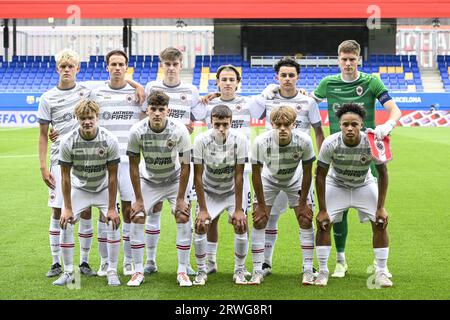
[49, 191, 56, 203]
[292, 152, 300, 161]
[296, 104, 302, 111]
[166, 139, 175, 150]
[102, 111, 112, 120]
[360, 153, 370, 164]
[126, 94, 135, 104]
[180, 93, 187, 101]
[235, 104, 242, 112]
[356, 86, 364, 96]
[98, 147, 106, 158]
[79, 89, 88, 97]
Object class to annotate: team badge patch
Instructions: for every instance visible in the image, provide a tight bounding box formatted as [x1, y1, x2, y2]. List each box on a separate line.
[296, 104, 302, 111]
[126, 94, 135, 104]
[98, 147, 106, 158]
[356, 86, 364, 96]
[292, 152, 300, 161]
[360, 153, 369, 164]
[180, 93, 187, 101]
[235, 104, 242, 112]
[367, 131, 393, 163]
[79, 89, 87, 97]
[49, 191, 56, 203]
[166, 139, 175, 150]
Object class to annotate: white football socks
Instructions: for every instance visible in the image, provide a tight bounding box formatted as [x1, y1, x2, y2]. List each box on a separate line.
[251, 227, 265, 272]
[49, 217, 61, 265]
[145, 212, 161, 265]
[130, 222, 145, 273]
[78, 218, 93, 265]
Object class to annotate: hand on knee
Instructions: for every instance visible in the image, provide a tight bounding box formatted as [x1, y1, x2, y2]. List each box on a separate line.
[131, 215, 145, 224]
[175, 212, 190, 224]
[253, 219, 267, 230]
[298, 216, 312, 229]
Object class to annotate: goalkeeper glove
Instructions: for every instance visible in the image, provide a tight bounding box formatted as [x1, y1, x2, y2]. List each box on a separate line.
[374, 119, 396, 140]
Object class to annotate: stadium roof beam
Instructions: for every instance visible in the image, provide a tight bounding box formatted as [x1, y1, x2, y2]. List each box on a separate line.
[0, 1, 448, 19]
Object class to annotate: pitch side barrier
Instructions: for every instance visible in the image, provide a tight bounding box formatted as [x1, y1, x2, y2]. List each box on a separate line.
[0, 92, 449, 128]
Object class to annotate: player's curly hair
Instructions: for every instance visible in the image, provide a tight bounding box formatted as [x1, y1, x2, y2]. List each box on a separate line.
[274, 57, 300, 74]
[74, 99, 100, 118]
[335, 103, 366, 120]
[147, 90, 170, 106]
[55, 49, 80, 67]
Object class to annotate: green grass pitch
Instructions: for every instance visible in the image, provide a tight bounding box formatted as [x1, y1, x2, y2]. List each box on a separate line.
[0, 126, 449, 300]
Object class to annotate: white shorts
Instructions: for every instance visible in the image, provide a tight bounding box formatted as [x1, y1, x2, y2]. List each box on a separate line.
[200, 191, 246, 223]
[47, 164, 63, 208]
[263, 179, 314, 212]
[270, 191, 288, 216]
[118, 161, 134, 202]
[65, 187, 113, 222]
[326, 180, 377, 224]
[141, 178, 190, 215]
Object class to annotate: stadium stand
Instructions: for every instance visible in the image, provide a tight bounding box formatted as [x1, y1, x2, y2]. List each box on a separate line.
[437, 55, 450, 92]
[0, 53, 422, 94]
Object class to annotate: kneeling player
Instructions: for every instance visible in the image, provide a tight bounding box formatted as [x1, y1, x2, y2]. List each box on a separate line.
[192, 105, 249, 285]
[54, 100, 121, 287]
[126, 90, 192, 287]
[314, 103, 393, 287]
[250, 106, 316, 285]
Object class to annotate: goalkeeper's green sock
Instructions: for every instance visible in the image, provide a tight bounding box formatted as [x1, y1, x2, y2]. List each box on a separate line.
[333, 210, 349, 263]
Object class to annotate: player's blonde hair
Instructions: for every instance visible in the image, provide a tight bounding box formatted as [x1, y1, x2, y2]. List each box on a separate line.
[55, 49, 80, 67]
[338, 40, 361, 56]
[270, 106, 296, 126]
[74, 100, 100, 118]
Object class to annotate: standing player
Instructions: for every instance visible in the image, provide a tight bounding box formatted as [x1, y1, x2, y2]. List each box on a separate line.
[54, 100, 122, 286]
[91, 49, 146, 277]
[250, 106, 316, 285]
[314, 103, 393, 288]
[311, 40, 400, 278]
[251, 57, 324, 277]
[38, 49, 96, 278]
[126, 91, 192, 287]
[195, 64, 256, 276]
[192, 105, 249, 285]
[143, 47, 202, 276]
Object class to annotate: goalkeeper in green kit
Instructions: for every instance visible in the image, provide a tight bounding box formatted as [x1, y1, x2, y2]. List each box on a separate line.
[310, 40, 401, 278]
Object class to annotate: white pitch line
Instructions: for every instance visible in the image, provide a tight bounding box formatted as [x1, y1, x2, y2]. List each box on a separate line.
[0, 154, 37, 159]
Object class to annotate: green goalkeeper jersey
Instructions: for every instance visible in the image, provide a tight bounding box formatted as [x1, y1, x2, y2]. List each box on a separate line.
[312, 72, 388, 134]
